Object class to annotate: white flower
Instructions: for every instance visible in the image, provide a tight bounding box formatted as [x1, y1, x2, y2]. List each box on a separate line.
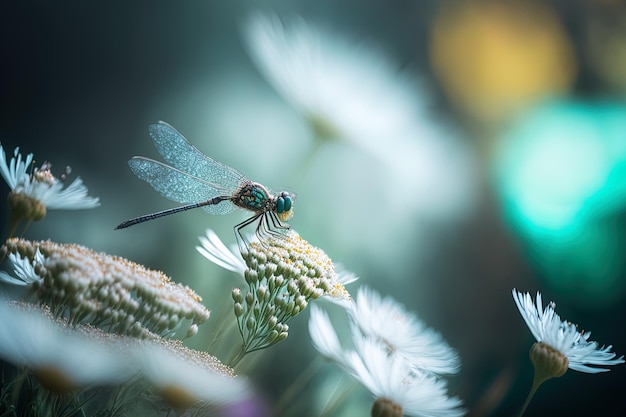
[244, 13, 421, 153]
[134, 339, 251, 409]
[512, 289, 624, 373]
[243, 13, 476, 222]
[0, 248, 44, 286]
[0, 145, 100, 210]
[308, 305, 344, 363]
[0, 301, 133, 392]
[345, 337, 465, 417]
[309, 305, 464, 417]
[196, 229, 247, 276]
[309, 304, 464, 417]
[349, 287, 460, 375]
[0, 144, 33, 189]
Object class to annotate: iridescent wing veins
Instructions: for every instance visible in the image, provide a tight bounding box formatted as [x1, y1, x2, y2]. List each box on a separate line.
[128, 157, 237, 215]
[148, 121, 246, 192]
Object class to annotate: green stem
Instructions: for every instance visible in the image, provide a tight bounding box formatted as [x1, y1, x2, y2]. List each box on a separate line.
[228, 344, 247, 369]
[517, 371, 548, 417]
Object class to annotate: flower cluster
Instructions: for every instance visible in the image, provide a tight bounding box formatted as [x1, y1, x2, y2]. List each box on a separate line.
[1, 238, 210, 339]
[309, 287, 464, 417]
[228, 230, 352, 362]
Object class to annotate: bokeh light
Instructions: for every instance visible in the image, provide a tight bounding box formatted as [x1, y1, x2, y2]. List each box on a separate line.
[494, 100, 626, 305]
[430, 1, 576, 121]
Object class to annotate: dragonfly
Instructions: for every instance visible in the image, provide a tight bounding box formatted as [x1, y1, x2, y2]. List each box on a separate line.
[115, 121, 294, 250]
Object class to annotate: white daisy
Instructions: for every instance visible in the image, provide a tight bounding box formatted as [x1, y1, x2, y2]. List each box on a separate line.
[133, 339, 251, 409]
[349, 286, 460, 375]
[0, 301, 133, 392]
[0, 144, 100, 210]
[345, 336, 465, 417]
[244, 13, 426, 154]
[512, 289, 624, 373]
[1, 144, 99, 236]
[243, 13, 476, 222]
[308, 304, 464, 417]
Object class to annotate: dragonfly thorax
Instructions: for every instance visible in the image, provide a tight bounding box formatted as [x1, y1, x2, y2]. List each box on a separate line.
[232, 182, 274, 214]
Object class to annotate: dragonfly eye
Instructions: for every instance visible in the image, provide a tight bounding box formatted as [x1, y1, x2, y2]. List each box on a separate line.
[275, 192, 293, 214]
[276, 196, 285, 214]
[283, 195, 292, 212]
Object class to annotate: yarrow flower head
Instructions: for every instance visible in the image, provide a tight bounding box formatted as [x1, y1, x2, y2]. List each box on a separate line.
[0, 238, 210, 339]
[0, 144, 100, 236]
[197, 228, 355, 299]
[309, 305, 465, 417]
[512, 289, 624, 416]
[201, 228, 354, 365]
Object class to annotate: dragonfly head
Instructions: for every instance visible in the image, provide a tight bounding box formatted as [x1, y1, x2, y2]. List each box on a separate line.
[275, 191, 294, 222]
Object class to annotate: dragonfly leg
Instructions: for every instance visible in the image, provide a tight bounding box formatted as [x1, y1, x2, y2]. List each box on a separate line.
[254, 212, 289, 246]
[267, 211, 290, 232]
[235, 213, 264, 254]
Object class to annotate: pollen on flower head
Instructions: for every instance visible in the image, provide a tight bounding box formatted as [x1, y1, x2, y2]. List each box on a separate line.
[1, 238, 210, 339]
[228, 230, 354, 359]
[245, 230, 350, 302]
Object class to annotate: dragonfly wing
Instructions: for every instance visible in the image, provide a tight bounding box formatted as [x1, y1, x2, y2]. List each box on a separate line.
[148, 121, 246, 192]
[129, 157, 237, 215]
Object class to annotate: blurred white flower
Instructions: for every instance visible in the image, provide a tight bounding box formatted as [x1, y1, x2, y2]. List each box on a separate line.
[308, 305, 345, 363]
[0, 301, 133, 392]
[349, 286, 460, 375]
[243, 13, 476, 222]
[346, 337, 465, 417]
[512, 289, 624, 373]
[134, 339, 251, 409]
[309, 304, 464, 417]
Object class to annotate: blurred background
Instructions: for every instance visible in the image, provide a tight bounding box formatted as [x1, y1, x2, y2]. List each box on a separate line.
[1, 0, 625, 416]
